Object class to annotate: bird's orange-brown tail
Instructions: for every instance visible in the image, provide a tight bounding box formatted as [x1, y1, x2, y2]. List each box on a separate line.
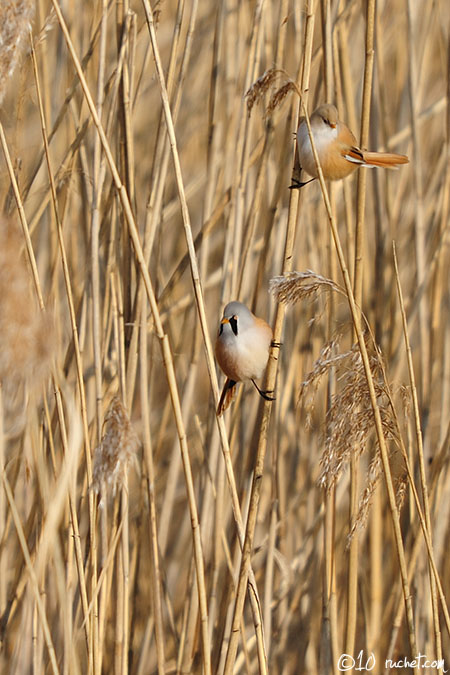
[217, 378, 237, 416]
[361, 151, 409, 169]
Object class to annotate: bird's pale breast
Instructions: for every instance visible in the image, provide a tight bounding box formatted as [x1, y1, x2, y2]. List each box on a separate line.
[297, 119, 358, 180]
[215, 319, 272, 382]
[297, 121, 337, 178]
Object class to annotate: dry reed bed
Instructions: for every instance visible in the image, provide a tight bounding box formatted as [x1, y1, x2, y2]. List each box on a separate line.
[0, 0, 449, 673]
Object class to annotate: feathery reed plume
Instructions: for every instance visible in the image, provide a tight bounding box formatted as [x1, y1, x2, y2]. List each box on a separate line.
[349, 440, 407, 542]
[0, 218, 53, 392]
[305, 343, 401, 544]
[299, 338, 349, 425]
[266, 81, 298, 117]
[246, 66, 302, 120]
[305, 345, 391, 490]
[0, 0, 35, 105]
[245, 67, 298, 117]
[270, 270, 341, 304]
[348, 453, 382, 542]
[92, 396, 140, 502]
[245, 68, 281, 115]
[272, 270, 405, 541]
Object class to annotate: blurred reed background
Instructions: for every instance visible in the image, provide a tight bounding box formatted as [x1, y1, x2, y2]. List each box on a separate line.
[0, 0, 449, 673]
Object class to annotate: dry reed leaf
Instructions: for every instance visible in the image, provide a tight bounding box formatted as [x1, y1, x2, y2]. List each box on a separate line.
[0, 0, 35, 105]
[152, 0, 164, 28]
[92, 396, 140, 503]
[34, 7, 56, 47]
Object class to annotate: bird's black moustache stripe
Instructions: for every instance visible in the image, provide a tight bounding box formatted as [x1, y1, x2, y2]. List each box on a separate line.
[219, 315, 239, 336]
[229, 316, 238, 336]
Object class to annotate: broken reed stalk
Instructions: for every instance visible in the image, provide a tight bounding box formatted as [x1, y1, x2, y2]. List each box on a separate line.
[115, 0, 135, 375]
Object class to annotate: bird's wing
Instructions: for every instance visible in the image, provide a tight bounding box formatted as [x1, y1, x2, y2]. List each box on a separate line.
[343, 146, 369, 165]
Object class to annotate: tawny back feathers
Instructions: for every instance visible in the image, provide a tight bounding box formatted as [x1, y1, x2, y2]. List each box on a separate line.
[296, 103, 409, 181]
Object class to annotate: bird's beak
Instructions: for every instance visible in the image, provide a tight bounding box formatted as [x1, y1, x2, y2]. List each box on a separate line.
[221, 317, 230, 325]
[329, 122, 337, 128]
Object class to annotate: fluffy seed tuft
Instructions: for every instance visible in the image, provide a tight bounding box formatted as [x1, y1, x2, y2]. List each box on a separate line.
[270, 270, 341, 305]
[277, 269, 406, 539]
[245, 68, 280, 115]
[266, 81, 298, 116]
[0, 0, 35, 105]
[92, 396, 140, 502]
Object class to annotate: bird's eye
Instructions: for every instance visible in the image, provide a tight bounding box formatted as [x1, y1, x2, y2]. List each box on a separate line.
[230, 316, 238, 336]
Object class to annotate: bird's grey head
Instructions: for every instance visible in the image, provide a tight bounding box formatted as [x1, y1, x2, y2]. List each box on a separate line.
[219, 301, 253, 337]
[315, 103, 338, 128]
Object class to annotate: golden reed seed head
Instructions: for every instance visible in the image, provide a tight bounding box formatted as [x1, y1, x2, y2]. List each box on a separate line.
[270, 271, 340, 305]
[92, 396, 140, 502]
[278, 269, 408, 544]
[0, 219, 53, 392]
[266, 81, 298, 117]
[245, 68, 281, 115]
[0, 0, 35, 106]
[245, 67, 300, 118]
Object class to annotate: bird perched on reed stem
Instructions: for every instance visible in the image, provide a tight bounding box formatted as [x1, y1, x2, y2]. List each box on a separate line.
[215, 301, 274, 416]
[291, 103, 409, 188]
